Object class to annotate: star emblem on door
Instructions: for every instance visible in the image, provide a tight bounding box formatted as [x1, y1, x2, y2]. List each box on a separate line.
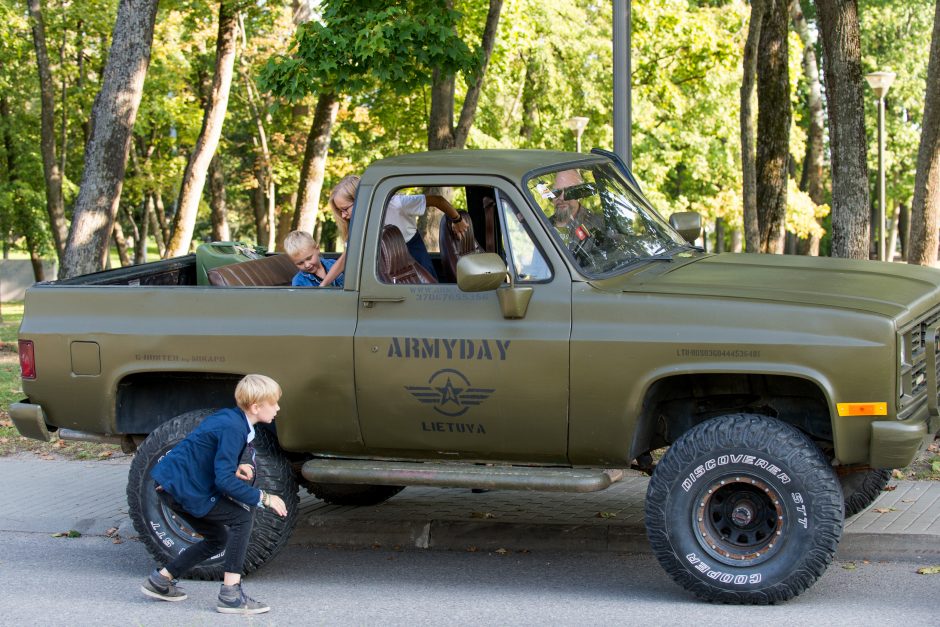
[406, 368, 495, 417]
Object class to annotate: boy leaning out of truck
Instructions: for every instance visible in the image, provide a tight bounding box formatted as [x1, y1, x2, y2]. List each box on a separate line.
[141, 374, 289, 615]
[284, 230, 345, 287]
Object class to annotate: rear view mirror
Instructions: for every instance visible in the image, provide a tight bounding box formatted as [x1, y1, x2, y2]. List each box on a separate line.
[456, 253, 508, 292]
[669, 211, 703, 244]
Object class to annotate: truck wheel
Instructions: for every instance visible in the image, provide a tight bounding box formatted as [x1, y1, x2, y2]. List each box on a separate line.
[841, 468, 891, 517]
[306, 482, 404, 506]
[126, 409, 299, 580]
[645, 413, 843, 604]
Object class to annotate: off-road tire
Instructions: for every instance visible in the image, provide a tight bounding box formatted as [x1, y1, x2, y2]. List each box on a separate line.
[841, 468, 891, 518]
[127, 409, 299, 580]
[306, 482, 404, 506]
[645, 413, 843, 604]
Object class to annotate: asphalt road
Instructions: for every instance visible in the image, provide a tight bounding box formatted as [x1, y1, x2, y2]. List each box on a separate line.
[1, 530, 937, 625]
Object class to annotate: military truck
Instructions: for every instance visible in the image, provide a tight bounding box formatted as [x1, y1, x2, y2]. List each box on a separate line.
[11, 149, 940, 604]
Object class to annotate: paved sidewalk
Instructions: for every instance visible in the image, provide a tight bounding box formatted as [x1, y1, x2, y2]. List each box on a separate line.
[1, 457, 939, 562]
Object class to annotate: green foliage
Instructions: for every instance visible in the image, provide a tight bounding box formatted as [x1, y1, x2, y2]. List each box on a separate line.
[259, 0, 476, 101]
[632, 0, 747, 222]
[860, 0, 934, 210]
[2, 0, 938, 259]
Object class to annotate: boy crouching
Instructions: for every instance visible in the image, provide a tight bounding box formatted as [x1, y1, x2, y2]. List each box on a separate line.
[141, 374, 288, 614]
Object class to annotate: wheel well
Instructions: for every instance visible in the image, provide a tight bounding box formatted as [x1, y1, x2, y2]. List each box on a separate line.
[116, 372, 242, 434]
[633, 373, 832, 457]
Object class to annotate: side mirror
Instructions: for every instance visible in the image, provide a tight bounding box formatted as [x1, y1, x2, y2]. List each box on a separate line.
[669, 211, 703, 244]
[456, 253, 508, 292]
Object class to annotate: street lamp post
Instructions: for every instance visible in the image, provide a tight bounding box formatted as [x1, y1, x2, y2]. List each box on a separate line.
[566, 116, 589, 153]
[865, 70, 896, 261]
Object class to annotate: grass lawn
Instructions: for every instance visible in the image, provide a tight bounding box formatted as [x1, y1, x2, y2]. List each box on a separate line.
[0, 303, 121, 460]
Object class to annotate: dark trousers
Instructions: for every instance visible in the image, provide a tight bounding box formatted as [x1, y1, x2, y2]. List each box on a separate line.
[406, 232, 438, 280]
[159, 491, 254, 577]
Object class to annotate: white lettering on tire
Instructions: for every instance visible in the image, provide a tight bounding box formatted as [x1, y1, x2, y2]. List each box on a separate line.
[681, 454, 792, 492]
[685, 552, 762, 585]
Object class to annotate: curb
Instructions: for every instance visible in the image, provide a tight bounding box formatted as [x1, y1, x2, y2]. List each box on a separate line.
[288, 517, 940, 562]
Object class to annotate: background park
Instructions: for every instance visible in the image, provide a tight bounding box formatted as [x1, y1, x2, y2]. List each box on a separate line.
[0, 0, 939, 476]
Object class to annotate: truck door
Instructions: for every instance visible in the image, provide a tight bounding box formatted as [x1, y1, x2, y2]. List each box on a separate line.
[353, 176, 571, 463]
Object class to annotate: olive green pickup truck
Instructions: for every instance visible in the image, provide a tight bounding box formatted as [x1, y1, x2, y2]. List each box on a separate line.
[11, 149, 940, 603]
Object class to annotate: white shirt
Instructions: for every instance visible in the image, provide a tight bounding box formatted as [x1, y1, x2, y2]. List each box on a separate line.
[384, 194, 426, 241]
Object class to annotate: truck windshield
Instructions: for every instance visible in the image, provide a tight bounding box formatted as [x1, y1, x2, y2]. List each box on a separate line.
[526, 162, 689, 276]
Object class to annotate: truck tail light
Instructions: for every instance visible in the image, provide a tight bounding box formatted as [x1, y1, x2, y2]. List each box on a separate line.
[19, 340, 36, 379]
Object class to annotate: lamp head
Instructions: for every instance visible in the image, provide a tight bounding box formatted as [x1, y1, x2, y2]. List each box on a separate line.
[865, 71, 896, 99]
[565, 116, 589, 133]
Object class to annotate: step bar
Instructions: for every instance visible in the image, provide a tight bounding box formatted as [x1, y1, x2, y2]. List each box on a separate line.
[301, 459, 624, 493]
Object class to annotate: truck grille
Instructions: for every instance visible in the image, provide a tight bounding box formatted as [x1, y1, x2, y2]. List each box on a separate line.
[900, 308, 940, 419]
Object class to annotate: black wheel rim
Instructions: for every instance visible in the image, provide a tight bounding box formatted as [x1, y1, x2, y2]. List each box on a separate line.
[158, 494, 203, 545]
[692, 475, 786, 567]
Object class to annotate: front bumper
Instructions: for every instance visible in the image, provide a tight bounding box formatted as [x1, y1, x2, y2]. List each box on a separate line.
[9, 402, 52, 442]
[869, 409, 939, 469]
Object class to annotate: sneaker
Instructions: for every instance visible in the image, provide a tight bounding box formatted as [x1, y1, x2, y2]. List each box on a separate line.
[141, 569, 187, 602]
[217, 583, 270, 615]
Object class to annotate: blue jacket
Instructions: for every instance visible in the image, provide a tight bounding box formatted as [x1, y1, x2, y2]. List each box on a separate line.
[292, 257, 344, 287]
[151, 408, 261, 517]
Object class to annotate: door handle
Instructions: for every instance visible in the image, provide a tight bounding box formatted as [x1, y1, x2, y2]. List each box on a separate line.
[362, 296, 406, 308]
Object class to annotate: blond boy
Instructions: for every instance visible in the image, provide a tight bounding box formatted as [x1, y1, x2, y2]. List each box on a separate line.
[142, 374, 288, 614]
[284, 230, 344, 287]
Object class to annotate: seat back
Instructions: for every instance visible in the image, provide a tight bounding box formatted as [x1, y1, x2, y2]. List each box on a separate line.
[207, 253, 297, 287]
[438, 214, 483, 283]
[378, 225, 437, 284]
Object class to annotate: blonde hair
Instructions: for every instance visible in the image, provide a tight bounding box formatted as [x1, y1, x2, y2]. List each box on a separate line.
[235, 374, 282, 410]
[327, 174, 361, 241]
[283, 230, 317, 257]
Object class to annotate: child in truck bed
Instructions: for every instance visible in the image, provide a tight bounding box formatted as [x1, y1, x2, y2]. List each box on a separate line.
[284, 230, 344, 287]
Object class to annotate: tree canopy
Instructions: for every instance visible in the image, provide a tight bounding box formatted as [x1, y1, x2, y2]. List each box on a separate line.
[1, 0, 937, 267]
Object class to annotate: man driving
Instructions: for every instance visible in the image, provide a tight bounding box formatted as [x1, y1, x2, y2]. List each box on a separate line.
[550, 169, 605, 257]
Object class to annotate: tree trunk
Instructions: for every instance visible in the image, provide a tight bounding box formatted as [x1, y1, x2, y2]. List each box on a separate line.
[122, 204, 140, 261]
[790, 0, 825, 256]
[453, 0, 502, 149]
[253, 183, 270, 248]
[429, 68, 456, 151]
[519, 56, 538, 142]
[28, 246, 45, 282]
[112, 219, 131, 267]
[265, 180, 275, 251]
[731, 229, 743, 253]
[899, 201, 910, 261]
[208, 154, 230, 241]
[740, 0, 764, 253]
[59, 0, 159, 278]
[816, 0, 870, 259]
[26, 0, 68, 262]
[791, 1, 826, 204]
[165, 1, 239, 258]
[908, 0, 940, 266]
[427, 0, 503, 151]
[292, 91, 338, 234]
[136, 195, 152, 263]
[755, 0, 790, 254]
[149, 199, 166, 257]
[275, 204, 293, 251]
[715, 217, 725, 253]
[153, 188, 169, 246]
[887, 201, 901, 262]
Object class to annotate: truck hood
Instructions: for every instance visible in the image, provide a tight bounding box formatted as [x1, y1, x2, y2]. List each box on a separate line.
[594, 252, 940, 323]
